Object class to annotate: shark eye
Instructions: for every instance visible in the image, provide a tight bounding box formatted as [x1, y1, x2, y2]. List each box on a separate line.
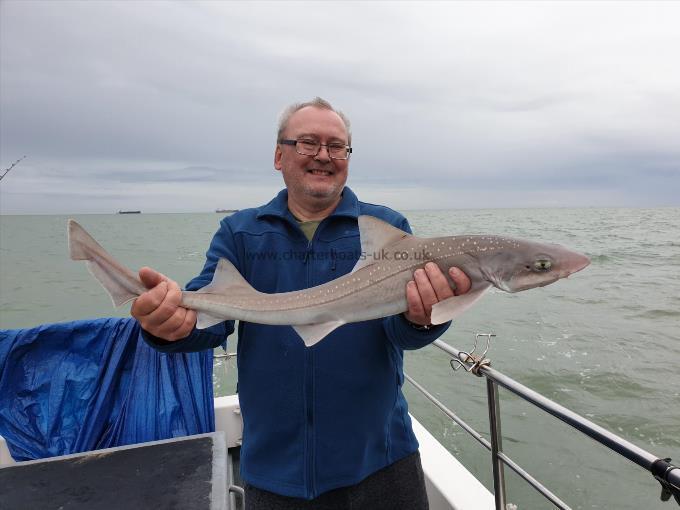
[533, 259, 552, 272]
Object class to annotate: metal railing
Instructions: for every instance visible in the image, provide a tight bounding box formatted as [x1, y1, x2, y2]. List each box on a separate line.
[405, 337, 680, 510]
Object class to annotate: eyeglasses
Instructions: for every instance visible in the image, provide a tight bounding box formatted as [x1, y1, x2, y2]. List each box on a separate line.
[279, 139, 352, 160]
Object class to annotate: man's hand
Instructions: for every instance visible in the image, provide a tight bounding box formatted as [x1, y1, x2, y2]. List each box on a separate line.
[130, 267, 197, 341]
[404, 263, 471, 327]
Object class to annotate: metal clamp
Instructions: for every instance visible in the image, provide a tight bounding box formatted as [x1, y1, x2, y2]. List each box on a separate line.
[450, 333, 495, 377]
[652, 457, 680, 505]
[214, 352, 237, 361]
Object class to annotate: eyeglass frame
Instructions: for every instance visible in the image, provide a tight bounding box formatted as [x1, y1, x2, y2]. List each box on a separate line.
[279, 139, 353, 160]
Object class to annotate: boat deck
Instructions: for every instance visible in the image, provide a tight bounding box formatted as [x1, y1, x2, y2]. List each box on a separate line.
[0, 433, 227, 509]
[0, 395, 493, 510]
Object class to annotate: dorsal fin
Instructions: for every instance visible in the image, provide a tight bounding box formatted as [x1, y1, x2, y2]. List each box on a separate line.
[197, 258, 251, 294]
[352, 215, 410, 273]
[194, 258, 253, 330]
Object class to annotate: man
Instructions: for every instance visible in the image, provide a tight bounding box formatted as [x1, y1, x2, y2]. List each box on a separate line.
[133, 98, 471, 509]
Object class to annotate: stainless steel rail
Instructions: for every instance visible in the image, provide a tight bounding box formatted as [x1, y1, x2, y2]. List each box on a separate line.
[405, 338, 680, 510]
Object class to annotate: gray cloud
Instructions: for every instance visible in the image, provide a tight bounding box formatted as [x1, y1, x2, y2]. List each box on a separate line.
[1, 1, 679, 213]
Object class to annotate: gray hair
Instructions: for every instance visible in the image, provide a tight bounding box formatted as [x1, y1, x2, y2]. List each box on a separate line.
[277, 97, 352, 145]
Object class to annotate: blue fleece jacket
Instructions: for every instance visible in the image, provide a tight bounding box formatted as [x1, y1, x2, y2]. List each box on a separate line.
[145, 187, 450, 499]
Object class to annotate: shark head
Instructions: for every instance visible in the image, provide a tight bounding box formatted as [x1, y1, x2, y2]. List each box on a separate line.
[481, 239, 590, 293]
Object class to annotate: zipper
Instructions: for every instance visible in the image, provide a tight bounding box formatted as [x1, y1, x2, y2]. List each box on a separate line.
[303, 219, 325, 498]
[304, 237, 316, 496]
[280, 213, 333, 497]
[304, 347, 315, 497]
[300, 216, 337, 497]
[304, 240, 311, 264]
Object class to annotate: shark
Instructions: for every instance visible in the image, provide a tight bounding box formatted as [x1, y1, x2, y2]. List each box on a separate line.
[68, 216, 590, 347]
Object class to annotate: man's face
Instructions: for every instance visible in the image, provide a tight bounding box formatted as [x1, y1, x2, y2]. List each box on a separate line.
[274, 106, 350, 207]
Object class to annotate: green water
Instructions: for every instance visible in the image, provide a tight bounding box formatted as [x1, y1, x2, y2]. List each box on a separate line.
[1, 208, 678, 509]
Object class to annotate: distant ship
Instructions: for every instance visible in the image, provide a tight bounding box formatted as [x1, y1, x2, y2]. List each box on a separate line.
[118, 210, 141, 214]
[215, 209, 238, 214]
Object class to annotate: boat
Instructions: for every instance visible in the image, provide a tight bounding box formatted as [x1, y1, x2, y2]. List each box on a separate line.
[215, 209, 238, 214]
[117, 210, 141, 214]
[1, 339, 678, 509]
[0, 396, 490, 509]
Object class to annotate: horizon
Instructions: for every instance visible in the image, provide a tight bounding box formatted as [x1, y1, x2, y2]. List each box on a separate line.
[2, 201, 677, 217]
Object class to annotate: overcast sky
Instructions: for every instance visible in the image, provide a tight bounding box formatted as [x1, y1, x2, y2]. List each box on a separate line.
[1, 1, 679, 214]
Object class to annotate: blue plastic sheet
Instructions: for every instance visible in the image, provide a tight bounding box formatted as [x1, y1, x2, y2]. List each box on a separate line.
[0, 318, 215, 461]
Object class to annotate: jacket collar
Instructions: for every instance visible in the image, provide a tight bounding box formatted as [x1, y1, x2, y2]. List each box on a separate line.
[257, 186, 360, 221]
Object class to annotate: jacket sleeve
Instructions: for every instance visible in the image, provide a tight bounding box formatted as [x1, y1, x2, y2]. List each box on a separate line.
[141, 322, 234, 353]
[142, 218, 239, 353]
[382, 216, 452, 350]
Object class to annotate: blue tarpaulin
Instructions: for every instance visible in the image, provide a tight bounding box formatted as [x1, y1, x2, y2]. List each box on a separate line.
[0, 318, 215, 461]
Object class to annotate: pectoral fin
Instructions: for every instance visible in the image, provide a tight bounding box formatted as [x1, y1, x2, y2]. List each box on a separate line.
[430, 284, 491, 325]
[293, 320, 345, 347]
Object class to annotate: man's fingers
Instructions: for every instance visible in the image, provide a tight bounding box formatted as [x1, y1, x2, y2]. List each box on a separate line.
[404, 264, 473, 327]
[154, 305, 194, 340]
[180, 310, 198, 336]
[413, 268, 438, 317]
[133, 276, 183, 316]
[154, 306, 185, 337]
[406, 280, 425, 318]
[138, 266, 168, 290]
[129, 250, 193, 344]
[424, 263, 455, 301]
[132, 281, 169, 317]
[150, 281, 184, 319]
[449, 267, 472, 296]
[404, 280, 430, 326]
[162, 308, 197, 341]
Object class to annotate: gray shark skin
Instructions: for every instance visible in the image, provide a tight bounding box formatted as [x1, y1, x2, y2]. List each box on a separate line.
[68, 217, 590, 347]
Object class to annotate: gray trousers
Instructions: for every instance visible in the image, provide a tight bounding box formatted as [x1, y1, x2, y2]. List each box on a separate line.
[244, 451, 429, 510]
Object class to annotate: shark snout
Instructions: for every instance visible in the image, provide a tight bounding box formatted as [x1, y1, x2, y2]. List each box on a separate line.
[562, 252, 590, 277]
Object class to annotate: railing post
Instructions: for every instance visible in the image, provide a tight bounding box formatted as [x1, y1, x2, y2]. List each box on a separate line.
[487, 378, 507, 510]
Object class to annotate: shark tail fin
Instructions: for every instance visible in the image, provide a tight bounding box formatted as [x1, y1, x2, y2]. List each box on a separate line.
[68, 219, 146, 307]
[194, 258, 254, 329]
[68, 218, 99, 261]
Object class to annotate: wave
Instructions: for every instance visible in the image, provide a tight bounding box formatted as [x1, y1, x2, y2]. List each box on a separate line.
[588, 254, 618, 264]
[630, 309, 680, 320]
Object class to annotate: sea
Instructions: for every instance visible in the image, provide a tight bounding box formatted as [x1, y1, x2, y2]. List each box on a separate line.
[1, 208, 678, 509]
